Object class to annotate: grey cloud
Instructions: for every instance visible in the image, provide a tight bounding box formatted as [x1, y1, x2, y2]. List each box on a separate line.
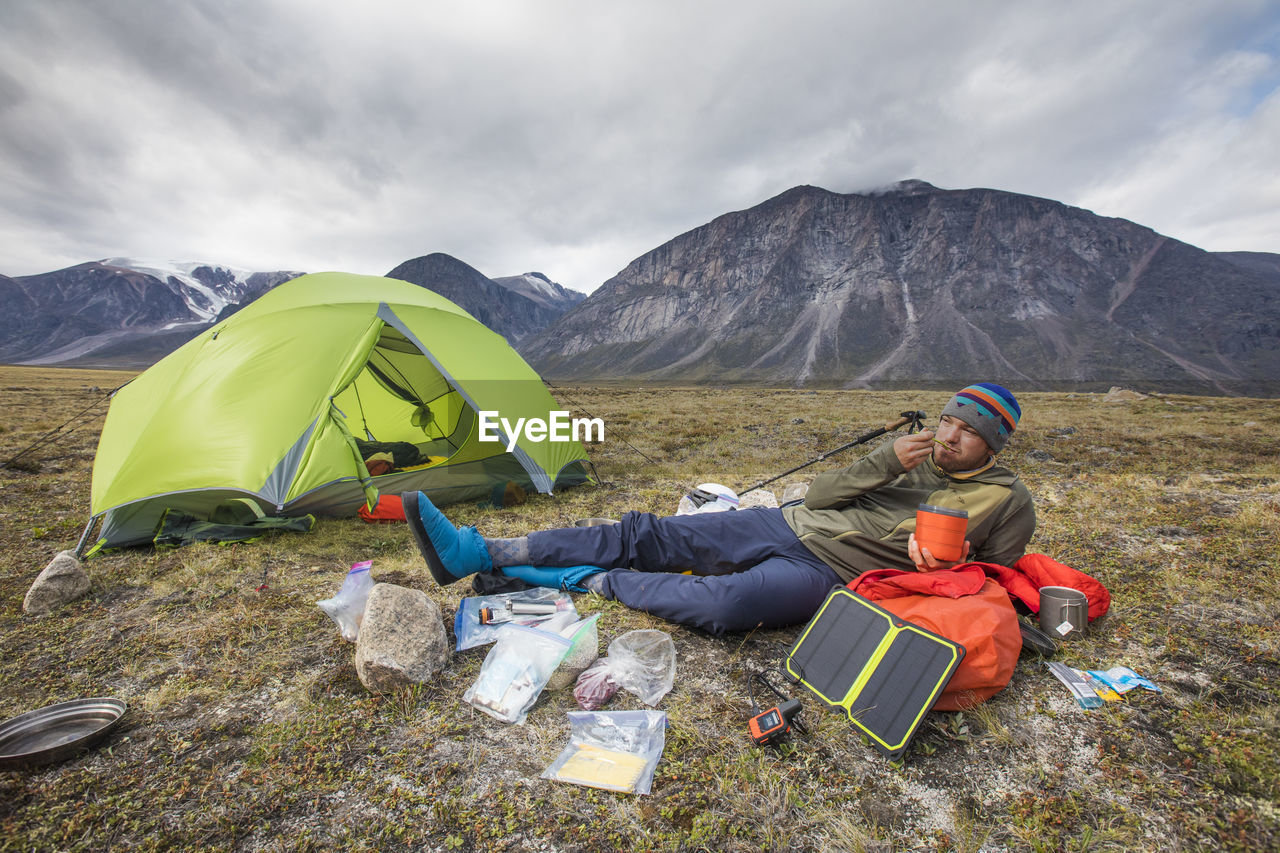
[0, 0, 1277, 289]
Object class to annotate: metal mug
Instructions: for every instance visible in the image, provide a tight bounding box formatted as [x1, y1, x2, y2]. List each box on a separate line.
[1039, 586, 1089, 639]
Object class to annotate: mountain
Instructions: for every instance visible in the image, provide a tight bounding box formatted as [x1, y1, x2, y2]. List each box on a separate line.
[386, 254, 584, 343]
[1, 259, 301, 366]
[521, 181, 1280, 395]
[0, 253, 584, 367]
[6, 188, 1277, 391]
[1216, 251, 1280, 279]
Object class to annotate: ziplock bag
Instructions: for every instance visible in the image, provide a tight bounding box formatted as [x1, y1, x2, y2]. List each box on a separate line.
[454, 588, 575, 651]
[464, 620, 575, 724]
[316, 561, 374, 642]
[610, 630, 676, 705]
[572, 629, 676, 710]
[542, 710, 667, 795]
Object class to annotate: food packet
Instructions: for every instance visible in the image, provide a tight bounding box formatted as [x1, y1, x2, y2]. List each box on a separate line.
[571, 629, 676, 710]
[1087, 666, 1161, 694]
[454, 588, 575, 651]
[547, 614, 601, 691]
[542, 710, 667, 795]
[464, 621, 574, 724]
[316, 561, 374, 642]
[573, 658, 620, 710]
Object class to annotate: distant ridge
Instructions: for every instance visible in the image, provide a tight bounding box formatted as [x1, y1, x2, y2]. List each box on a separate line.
[386, 254, 583, 343]
[0, 260, 300, 367]
[0, 254, 584, 367]
[3, 183, 1277, 394]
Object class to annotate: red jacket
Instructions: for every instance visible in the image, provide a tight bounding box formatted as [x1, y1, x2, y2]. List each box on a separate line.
[852, 553, 1110, 621]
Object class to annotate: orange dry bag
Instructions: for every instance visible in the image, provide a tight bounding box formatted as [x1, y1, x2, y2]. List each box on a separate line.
[848, 565, 1021, 711]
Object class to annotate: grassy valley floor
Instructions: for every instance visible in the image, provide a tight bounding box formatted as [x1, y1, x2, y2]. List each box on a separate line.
[0, 365, 1277, 851]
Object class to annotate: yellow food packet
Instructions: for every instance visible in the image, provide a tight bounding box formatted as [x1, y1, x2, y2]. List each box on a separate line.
[549, 743, 649, 793]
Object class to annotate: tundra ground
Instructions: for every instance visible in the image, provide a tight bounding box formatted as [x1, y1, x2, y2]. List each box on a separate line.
[1, 366, 1277, 851]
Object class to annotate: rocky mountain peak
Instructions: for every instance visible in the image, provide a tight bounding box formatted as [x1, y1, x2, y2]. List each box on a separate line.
[385, 254, 582, 344]
[522, 182, 1280, 395]
[0, 260, 299, 366]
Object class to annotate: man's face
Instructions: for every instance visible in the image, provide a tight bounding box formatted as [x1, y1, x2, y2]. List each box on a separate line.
[931, 414, 993, 471]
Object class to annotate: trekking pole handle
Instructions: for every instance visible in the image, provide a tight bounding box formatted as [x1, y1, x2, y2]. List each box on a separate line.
[891, 410, 928, 434]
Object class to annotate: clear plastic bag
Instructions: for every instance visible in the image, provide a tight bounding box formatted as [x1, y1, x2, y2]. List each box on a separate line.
[609, 630, 677, 706]
[464, 622, 573, 724]
[316, 560, 374, 642]
[547, 614, 600, 691]
[572, 629, 676, 709]
[542, 710, 667, 795]
[573, 658, 620, 710]
[454, 588, 576, 651]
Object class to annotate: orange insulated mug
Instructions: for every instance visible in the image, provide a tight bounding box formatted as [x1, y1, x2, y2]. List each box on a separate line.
[915, 504, 968, 563]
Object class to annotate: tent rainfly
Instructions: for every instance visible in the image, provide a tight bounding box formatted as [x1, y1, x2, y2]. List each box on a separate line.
[82, 272, 593, 552]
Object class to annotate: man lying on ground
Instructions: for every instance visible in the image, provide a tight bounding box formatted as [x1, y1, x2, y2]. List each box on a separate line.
[403, 383, 1036, 636]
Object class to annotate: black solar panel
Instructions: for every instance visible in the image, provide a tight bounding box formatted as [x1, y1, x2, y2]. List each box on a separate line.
[783, 588, 964, 759]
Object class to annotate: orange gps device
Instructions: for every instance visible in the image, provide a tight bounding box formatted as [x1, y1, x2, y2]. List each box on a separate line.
[748, 699, 802, 746]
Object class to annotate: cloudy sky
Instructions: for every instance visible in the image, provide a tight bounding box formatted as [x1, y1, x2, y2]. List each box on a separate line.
[2, 1, 1278, 293]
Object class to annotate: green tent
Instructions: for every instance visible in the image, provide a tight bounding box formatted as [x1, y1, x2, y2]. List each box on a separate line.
[83, 271, 593, 551]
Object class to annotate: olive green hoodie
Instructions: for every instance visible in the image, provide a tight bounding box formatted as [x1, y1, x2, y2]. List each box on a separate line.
[781, 440, 1036, 583]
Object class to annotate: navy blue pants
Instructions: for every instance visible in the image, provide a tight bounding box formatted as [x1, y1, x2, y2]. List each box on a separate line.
[527, 508, 841, 636]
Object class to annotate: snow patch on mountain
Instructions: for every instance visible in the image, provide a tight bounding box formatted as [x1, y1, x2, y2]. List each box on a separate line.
[101, 257, 257, 321]
[510, 272, 560, 299]
[491, 271, 586, 312]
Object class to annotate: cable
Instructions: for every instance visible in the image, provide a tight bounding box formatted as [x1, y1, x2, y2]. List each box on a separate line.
[351, 377, 374, 440]
[747, 671, 808, 736]
[541, 378, 665, 474]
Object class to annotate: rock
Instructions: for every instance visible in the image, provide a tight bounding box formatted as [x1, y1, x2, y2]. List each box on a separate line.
[354, 583, 449, 693]
[739, 489, 779, 509]
[23, 551, 91, 615]
[781, 482, 810, 504]
[1048, 426, 1077, 436]
[1102, 386, 1148, 402]
[1025, 450, 1054, 462]
[790, 417, 805, 424]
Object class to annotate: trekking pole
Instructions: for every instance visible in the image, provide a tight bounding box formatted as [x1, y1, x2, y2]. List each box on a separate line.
[738, 410, 927, 497]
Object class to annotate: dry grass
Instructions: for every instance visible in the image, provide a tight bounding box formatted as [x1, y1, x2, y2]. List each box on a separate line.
[1, 365, 1278, 851]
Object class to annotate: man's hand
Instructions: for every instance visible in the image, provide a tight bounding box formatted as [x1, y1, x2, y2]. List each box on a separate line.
[908, 532, 972, 571]
[894, 429, 936, 472]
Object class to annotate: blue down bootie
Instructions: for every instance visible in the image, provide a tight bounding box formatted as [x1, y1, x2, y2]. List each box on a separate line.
[499, 564, 607, 594]
[402, 491, 492, 586]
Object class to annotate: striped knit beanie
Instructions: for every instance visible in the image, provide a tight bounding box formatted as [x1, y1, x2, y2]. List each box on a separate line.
[941, 383, 1021, 453]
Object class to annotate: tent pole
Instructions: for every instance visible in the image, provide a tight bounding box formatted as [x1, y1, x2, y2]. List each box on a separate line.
[73, 515, 102, 558]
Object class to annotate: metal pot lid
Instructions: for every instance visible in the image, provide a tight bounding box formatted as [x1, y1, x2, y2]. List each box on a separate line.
[0, 697, 127, 771]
